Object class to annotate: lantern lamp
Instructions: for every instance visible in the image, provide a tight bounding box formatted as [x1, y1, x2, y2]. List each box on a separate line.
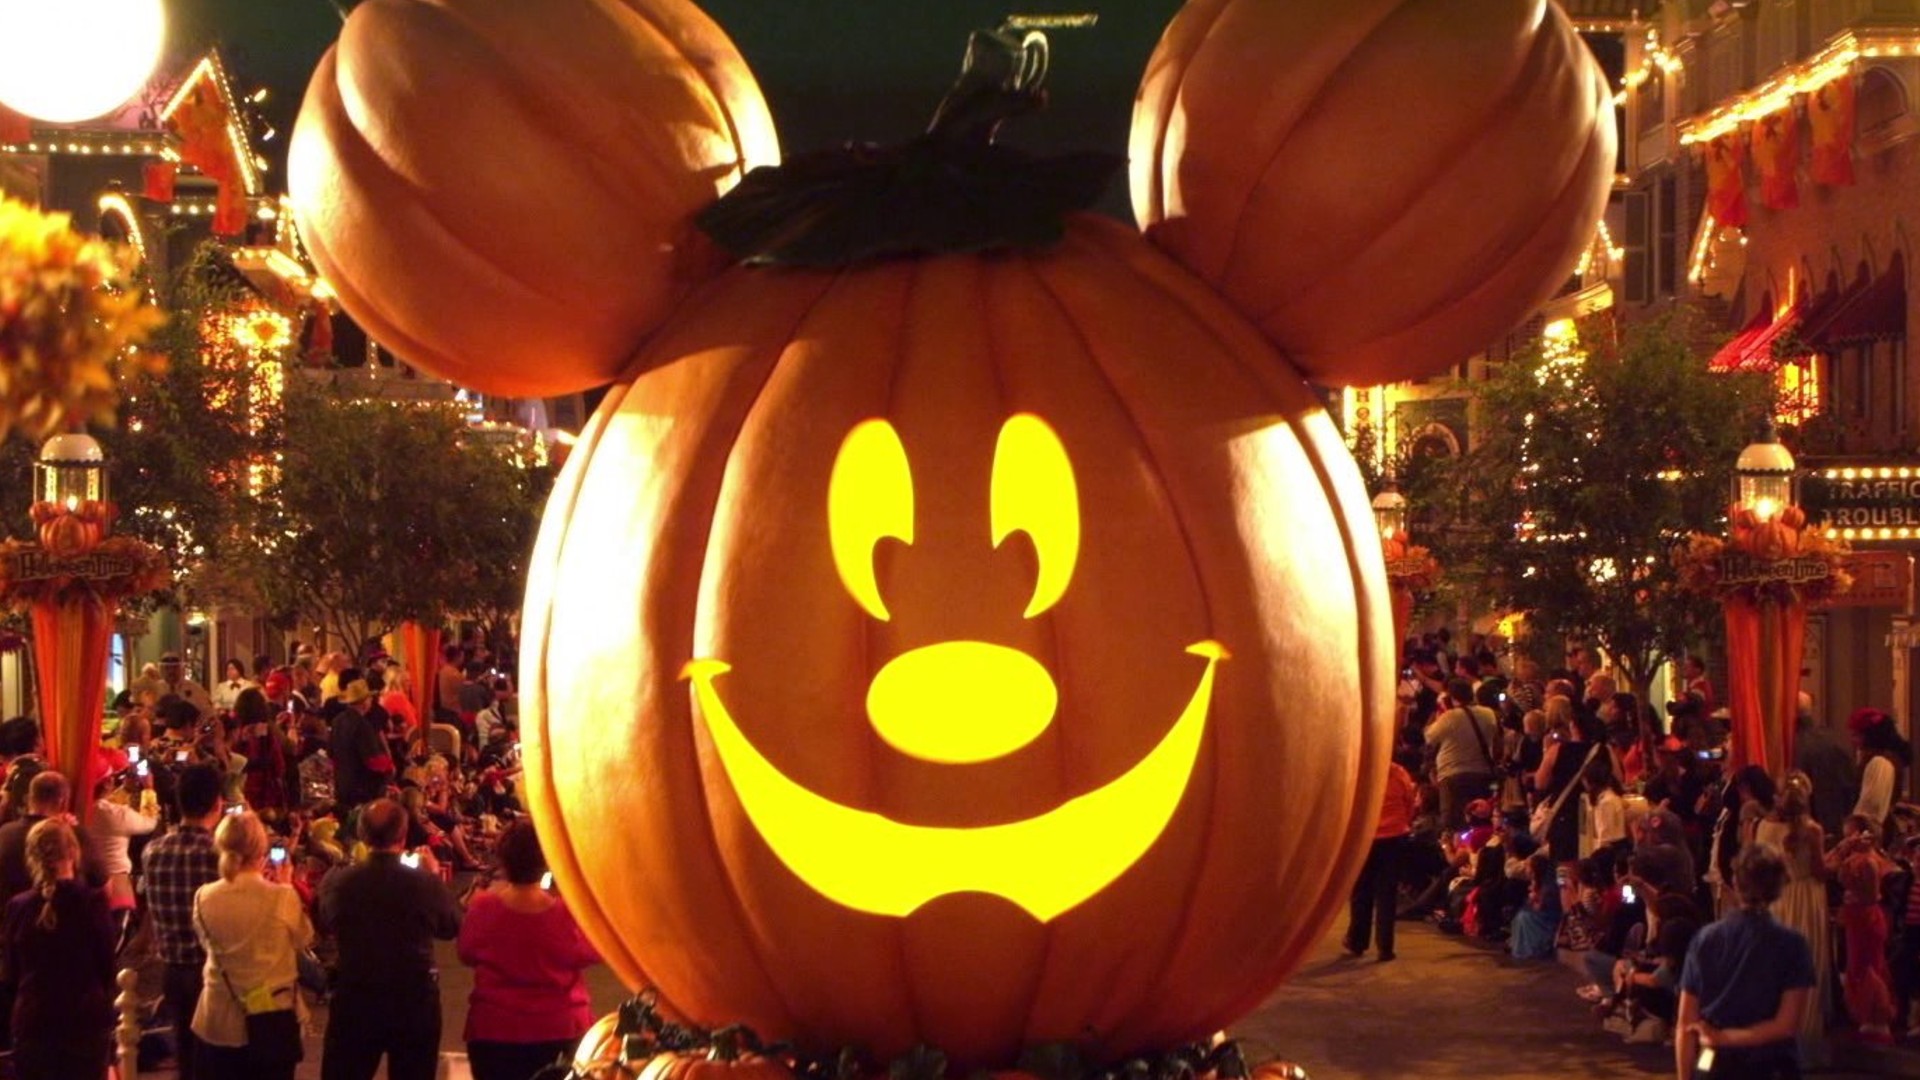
[34, 432, 107, 513]
[1734, 423, 1796, 524]
[1371, 482, 1408, 542]
[0, 0, 167, 124]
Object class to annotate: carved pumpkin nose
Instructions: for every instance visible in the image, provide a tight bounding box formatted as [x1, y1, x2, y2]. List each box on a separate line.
[865, 641, 1058, 764]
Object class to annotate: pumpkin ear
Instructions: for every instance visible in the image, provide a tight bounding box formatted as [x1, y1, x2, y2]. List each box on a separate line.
[289, 0, 779, 399]
[1130, 0, 1614, 388]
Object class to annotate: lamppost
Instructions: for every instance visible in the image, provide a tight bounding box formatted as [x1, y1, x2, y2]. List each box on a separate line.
[1733, 423, 1797, 525]
[0, 434, 167, 824]
[1372, 480, 1435, 653]
[0, 0, 168, 123]
[1711, 422, 1831, 777]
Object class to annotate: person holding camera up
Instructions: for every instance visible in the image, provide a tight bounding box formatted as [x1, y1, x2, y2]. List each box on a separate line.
[316, 798, 460, 1080]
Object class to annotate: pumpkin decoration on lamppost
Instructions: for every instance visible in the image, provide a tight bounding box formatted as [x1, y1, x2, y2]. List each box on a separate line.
[291, 0, 1613, 1074]
[0, 434, 168, 823]
[1371, 481, 1439, 651]
[1676, 424, 1849, 777]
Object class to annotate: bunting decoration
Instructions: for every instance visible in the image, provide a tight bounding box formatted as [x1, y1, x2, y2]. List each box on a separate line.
[1809, 74, 1857, 187]
[1752, 109, 1800, 211]
[1706, 134, 1749, 228]
[142, 160, 177, 204]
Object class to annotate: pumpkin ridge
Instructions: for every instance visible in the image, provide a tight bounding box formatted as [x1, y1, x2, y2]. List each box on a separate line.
[1236, 9, 1583, 330]
[523, 376, 666, 992]
[1211, 0, 1542, 297]
[682, 269, 859, 1040]
[599, 0, 772, 185]
[1272, 74, 1614, 368]
[1080, 220, 1390, 1031]
[1133, 0, 1235, 230]
[1176, 0, 1408, 285]
[1019, 231, 1226, 1047]
[357, 1, 704, 292]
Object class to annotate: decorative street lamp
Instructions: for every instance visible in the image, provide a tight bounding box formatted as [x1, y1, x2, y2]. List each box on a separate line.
[1733, 422, 1796, 525]
[0, 0, 168, 123]
[31, 433, 112, 556]
[1371, 481, 1407, 542]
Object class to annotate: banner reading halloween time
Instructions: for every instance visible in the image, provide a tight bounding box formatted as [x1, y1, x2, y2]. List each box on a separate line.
[1706, 134, 1749, 228]
[1752, 109, 1800, 211]
[1810, 74, 1857, 187]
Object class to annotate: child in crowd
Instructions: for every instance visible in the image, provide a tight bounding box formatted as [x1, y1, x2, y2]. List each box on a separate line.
[1509, 852, 1562, 960]
[1828, 814, 1898, 1043]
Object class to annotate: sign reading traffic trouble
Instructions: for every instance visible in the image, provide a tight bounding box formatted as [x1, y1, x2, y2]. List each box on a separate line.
[1803, 465, 1920, 539]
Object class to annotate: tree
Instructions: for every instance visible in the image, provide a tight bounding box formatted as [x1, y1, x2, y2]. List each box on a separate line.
[1432, 310, 1774, 703]
[233, 375, 548, 651]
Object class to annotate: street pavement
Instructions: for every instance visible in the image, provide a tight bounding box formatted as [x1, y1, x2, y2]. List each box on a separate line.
[144, 914, 1894, 1080]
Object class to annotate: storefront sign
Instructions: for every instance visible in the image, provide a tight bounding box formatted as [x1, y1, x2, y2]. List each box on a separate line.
[1804, 464, 1920, 536]
[1820, 550, 1910, 609]
[1718, 552, 1840, 587]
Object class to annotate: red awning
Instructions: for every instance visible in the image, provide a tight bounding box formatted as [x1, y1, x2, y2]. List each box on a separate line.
[1710, 304, 1799, 373]
[1811, 256, 1907, 347]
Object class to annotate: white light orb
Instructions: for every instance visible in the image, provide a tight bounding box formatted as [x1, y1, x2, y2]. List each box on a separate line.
[0, 0, 167, 123]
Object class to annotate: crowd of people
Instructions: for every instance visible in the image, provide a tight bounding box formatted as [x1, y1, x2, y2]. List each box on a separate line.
[0, 637, 603, 1080]
[1348, 630, 1918, 1079]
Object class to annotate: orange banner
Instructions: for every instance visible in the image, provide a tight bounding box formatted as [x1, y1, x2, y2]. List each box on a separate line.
[1706, 135, 1749, 228]
[1809, 74, 1857, 187]
[1752, 109, 1800, 211]
[397, 621, 442, 725]
[1723, 594, 1806, 778]
[29, 596, 114, 824]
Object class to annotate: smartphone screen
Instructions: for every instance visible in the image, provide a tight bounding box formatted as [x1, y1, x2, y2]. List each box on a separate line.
[175, 750, 190, 763]
[1621, 884, 1638, 904]
[269, 845, 287, 866]
[135, 760, 149, 778]
[541, 871, 554, 891]
[400, 852, 421, 869]
[126, 746, 141, 765]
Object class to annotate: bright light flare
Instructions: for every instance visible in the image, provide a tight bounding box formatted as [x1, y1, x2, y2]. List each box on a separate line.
[0, 0, 166, 123]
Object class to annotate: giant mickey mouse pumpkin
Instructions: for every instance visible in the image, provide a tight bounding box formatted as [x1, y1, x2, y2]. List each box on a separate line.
[292, 0, 1611, 1072]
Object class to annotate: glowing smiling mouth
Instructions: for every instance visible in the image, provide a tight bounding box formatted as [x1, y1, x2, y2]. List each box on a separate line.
[682, 641, 1226, 923]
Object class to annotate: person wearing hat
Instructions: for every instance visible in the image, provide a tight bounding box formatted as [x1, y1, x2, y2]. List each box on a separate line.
[331, 680, 395, 814]
[158, 653, 215, 725]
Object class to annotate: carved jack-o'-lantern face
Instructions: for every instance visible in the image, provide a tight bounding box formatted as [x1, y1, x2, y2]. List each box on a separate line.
[685, 415, 1226, 922]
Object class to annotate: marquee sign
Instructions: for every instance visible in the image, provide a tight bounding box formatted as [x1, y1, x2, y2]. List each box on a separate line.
[1803, 464, 1920, 539]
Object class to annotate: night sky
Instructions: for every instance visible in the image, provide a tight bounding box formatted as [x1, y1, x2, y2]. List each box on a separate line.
[176, 0, 1183, 194]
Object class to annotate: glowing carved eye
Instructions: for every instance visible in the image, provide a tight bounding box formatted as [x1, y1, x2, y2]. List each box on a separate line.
[991, 414, 1079, 618]
[828, 419, 914, 621]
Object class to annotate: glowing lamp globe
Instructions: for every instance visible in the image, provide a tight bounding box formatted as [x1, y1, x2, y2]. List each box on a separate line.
[0, 0, 166, 123]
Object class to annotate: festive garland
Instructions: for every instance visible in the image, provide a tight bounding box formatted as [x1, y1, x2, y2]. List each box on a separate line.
[0, 536, 170, 611]
[549, 993, 1296, 1080]
[1673, 505, 1852, 606]
[1382, 535, 1440, 593]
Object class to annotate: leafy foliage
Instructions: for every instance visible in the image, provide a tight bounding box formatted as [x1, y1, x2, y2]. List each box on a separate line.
[1431, 311, 1773, 696]
[234, 376, 550, 651]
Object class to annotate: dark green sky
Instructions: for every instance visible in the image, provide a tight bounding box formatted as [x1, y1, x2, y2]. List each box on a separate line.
[179, 0, 1181, 173]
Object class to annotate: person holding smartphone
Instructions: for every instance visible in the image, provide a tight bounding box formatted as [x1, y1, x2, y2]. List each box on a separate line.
[456, 820, 601, 1080]
[191, 811, 312, 1080]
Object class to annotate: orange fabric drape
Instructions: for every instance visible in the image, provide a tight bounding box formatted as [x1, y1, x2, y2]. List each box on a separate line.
[0, 105, 28, 144]
[1723, 595, 1807, 777]
[28, 596, 113, 824]
[1707, 134, 1750, 228]
[1752, 109, 1801, 211]
[1390, 589, 1413, 655]
[1810, 74, 1857, 187]
[142, 161, 178, 203]
[397, 621, 442, 722]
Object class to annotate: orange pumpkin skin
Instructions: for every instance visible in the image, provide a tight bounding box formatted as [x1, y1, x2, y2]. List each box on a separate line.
[523, 216, 1394, 1070]
[288, 0, 779, 400]
[1130, 0, 1615, 388]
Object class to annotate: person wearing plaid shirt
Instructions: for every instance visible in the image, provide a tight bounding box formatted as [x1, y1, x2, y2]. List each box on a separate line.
[141, 764, 225, 1080]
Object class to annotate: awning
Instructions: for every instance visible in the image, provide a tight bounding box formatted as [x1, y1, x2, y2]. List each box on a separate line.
[1711, 303, 1798, 373]
[1810, 256, 1907, 348]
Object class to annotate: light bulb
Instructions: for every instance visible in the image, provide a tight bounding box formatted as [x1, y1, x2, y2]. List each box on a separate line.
[0, 0, 167, 123]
